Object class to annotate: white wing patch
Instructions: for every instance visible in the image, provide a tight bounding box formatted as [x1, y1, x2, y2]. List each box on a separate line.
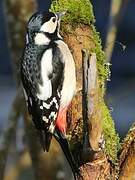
[37, 49, 53, 100]
[43, 116, 49, 123]
[43, 102, 51, 109]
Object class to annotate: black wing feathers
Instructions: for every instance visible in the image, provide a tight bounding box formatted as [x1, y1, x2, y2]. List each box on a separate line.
[21, 43, 64, 151]
[21, 42, 64, 140]
[51, 45, 64, 94]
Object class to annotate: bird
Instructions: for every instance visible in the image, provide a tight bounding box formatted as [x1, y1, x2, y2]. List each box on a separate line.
[20, 11, 79, 178]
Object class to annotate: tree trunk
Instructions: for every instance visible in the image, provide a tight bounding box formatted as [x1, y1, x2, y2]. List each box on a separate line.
[1, 0, 134, 179]
[51, 0, 119, 179]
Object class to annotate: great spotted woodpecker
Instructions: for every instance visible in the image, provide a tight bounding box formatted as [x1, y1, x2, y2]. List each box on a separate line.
[20, 11, 79, 178]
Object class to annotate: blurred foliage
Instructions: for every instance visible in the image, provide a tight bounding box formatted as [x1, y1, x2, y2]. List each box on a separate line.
[4, 0, 37, 83]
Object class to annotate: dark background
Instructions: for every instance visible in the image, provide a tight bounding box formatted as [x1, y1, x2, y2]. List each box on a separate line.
[0, 0, 135, 137]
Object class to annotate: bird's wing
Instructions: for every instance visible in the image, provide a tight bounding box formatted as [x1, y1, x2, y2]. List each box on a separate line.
[21, 45, 64, 151]
[21, 44, 64, 148]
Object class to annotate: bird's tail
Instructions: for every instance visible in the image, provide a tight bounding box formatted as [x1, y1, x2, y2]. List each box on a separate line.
[54, 128, 80, 180]
[39, 130, 52, 152]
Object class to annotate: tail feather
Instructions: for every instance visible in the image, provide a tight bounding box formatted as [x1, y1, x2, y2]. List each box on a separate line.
[54, 128, 80, 180]
[39, 130, 52, 152]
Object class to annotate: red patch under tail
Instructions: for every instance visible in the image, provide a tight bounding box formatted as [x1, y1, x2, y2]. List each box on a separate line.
[56, 107, 68, 134]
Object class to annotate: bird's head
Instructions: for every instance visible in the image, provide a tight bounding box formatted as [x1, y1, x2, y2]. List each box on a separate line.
[26, 11, 65, 45]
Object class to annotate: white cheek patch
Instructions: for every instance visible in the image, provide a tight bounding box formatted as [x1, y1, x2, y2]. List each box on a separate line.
[40, 17, 57, 34]
[34, 33, 50, 45]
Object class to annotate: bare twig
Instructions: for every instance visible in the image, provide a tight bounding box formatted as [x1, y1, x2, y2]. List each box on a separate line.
[104, 0, 130, 63]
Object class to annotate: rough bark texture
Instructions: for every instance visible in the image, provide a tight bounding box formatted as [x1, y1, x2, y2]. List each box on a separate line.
[51, 0, 119, 179]
[1, 0, 134, 179]
[63, 24, 111, 180]
[119, 124, 135, 180]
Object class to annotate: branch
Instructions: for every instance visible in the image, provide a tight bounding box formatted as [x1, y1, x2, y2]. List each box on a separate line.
[119, 123, 135, 179]
[104, 0, 130, 63]
[82, 50, 103, 152]
[4, 150, 32, 180]
[0, 88, 23, 179]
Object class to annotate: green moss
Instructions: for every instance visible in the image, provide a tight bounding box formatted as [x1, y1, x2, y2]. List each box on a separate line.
[102, 103, 120, 163]
[51, 0, 108, 84]
[51, 0, 120, 164]
[50, 0, 95, 25]
[91, 25, 109, 91]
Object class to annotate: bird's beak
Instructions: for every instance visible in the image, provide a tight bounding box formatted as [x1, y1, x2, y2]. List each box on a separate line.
[56, 12, 66, 20]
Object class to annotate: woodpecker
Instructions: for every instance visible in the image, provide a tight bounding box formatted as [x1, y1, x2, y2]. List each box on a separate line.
[20, 11, 79, 178]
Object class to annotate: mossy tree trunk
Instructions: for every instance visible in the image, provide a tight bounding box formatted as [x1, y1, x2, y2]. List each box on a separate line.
[1, 0, 135, 179]
[51, 0, 135, 179]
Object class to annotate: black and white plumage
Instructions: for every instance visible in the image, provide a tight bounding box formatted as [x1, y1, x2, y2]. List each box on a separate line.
[20, 11, 79, 178]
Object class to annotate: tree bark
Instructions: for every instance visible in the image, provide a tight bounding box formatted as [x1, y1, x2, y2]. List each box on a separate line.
[1, 0, 134, 179]
[50, 0, 119, 179]
[119, 123, 135, 180]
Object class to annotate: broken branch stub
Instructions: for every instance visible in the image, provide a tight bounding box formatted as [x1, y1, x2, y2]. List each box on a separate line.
[82, 50, 103, 152]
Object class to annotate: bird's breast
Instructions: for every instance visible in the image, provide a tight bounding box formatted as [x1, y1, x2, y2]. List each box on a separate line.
[56, 40, 76, 108]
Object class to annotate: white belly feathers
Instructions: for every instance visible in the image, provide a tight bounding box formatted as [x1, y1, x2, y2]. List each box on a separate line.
[56, 40, 76, 108]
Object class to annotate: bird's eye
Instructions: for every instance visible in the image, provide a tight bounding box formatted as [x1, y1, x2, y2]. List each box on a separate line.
[52, 17, 56, 23]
